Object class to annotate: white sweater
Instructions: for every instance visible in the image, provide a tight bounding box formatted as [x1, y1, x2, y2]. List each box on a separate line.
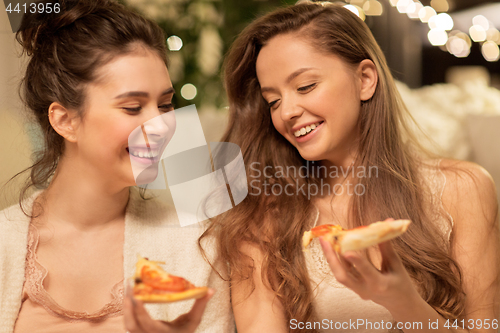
[0, 186, 234, 333]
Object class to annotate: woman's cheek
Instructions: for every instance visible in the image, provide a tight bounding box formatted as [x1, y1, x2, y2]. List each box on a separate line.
[279, 124, 292, 143]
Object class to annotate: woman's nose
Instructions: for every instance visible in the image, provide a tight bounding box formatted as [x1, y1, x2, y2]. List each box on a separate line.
[280, 97, 304, 122]
[142, 109, 175, 143]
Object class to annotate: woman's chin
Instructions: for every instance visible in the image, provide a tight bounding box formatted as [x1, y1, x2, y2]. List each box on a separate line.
[301, 155, 320, 162]
[133, 164, 160, 186]
[298, 150, 325, 162]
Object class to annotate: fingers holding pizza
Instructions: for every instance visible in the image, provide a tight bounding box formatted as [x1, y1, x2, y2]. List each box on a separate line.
[124, 257, 214, 333]
[306, 218, 422, 312]
[124, 286, 214, 333]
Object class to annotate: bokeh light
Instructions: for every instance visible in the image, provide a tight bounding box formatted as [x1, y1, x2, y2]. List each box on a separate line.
[454, 31, 472, 48]
[397, 0, 411, 13]
[446, 35, 470, 58]
[407, 1, 423, 19]
[486, 28, 500, 43]
[430, 0, 449, 12]
[343, 4, 366, 20]
[472, 15, 489, 31]
[363, 0, 383, 16]
[180, 84, 197, 100]
[419, 6, 437, 23]
[434, 13, 453, 31]
[428, 15, 438, 29]
[469, 25, 487, 42]
[167, 36, 183, 51]
[481, 41, 500, 62]
[428, 29, 448, 46]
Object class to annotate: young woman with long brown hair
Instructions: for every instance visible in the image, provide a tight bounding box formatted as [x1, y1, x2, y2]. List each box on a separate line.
[0, 1, 234, 332]
[201, 2, 499, 332]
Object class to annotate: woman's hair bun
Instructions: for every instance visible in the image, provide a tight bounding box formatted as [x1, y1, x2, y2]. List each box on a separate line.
[16, 0, 119, 56]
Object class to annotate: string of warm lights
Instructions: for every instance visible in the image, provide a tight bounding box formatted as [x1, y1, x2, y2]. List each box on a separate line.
[328, 0, 500, 62]
[167, 0, 500, 101]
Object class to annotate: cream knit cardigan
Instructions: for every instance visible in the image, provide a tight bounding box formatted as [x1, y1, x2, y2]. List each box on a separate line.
[0, 186, 234, 333]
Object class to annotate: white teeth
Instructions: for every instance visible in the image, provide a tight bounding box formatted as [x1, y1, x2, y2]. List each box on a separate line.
[293, 122, 322, 137]
[129, 149, 159, 159]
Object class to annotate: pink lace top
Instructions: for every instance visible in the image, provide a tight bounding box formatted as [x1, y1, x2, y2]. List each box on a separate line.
[13, 224, 125, 332]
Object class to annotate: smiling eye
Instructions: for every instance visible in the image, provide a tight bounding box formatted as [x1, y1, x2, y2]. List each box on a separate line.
[123, 107, 141, 112]
[298, 83, 316, 92]
[269, 100, 279, 109]
[123, 104, 174, 113]
[159, 104, 174, 112]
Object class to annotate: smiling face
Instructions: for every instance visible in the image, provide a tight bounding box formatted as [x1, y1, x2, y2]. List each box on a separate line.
[256, 33, 375, 166]
[71, 46, 175, 188]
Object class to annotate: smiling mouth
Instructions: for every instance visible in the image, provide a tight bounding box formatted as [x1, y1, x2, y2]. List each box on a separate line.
[126, 147, 161, 160]
[294, 121, 324, 138]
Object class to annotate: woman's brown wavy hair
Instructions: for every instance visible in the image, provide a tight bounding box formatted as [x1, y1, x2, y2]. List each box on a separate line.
[3, 0, 168, 217]
[200, 2, 467, 331]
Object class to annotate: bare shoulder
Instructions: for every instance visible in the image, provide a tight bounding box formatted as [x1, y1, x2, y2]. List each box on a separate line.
[438, 158, 498, 226]
[439, 158, 496, 196]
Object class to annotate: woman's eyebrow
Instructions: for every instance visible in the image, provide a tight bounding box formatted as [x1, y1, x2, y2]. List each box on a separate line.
[114, 87, 175, 99]
[285, 67, 315, 83]
[261, 67, 316, 93]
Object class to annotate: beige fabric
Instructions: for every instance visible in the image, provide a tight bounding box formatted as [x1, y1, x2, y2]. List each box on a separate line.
[0, 186, 235, 333]
[303, 159, 454, 333]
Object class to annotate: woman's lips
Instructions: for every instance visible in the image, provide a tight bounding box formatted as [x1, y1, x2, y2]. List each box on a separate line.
[126, 147, 161, 165]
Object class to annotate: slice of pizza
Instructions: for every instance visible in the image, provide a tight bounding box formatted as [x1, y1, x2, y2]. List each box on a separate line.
[133, 256, 208, 303]
[303, 219, 411, 254]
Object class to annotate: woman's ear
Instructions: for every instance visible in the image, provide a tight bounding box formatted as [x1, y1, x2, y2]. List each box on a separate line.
[48, 102, 80, 142]
[358, 59, 378, 101]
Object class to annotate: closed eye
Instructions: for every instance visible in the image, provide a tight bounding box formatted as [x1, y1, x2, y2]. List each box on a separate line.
[123, 107, 141, 112]
[123, 104, 174, 113]
[298, 83, 316, 92]
[159, 104, 174, 112]
[269, 100, 279, 109]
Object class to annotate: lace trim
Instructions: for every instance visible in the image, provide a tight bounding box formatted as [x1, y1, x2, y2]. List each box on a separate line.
[437, 159, 454, 240]
[305, 159, 454, 288]
[421, 159, 453, 242]
[24, 224, 124, 322]
[305, 206, 346, 288]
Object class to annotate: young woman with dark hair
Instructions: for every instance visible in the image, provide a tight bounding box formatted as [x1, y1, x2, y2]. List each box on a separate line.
[201, 2, 499, 332]
[0, 1, 233, 332]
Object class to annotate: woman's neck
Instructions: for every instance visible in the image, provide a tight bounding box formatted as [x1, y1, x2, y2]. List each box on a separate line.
[319, 151, 358, 187]
[36, 164, 130, 231]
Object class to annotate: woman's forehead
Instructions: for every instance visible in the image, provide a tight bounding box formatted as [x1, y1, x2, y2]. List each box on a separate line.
[91, 52, 170, 91]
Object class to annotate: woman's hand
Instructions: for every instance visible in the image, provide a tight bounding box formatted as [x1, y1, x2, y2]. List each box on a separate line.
[124, 288, 215, 333]
[319, 219, 421, 312]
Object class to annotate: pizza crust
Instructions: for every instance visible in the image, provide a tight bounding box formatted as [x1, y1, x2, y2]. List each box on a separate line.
[339, 220, 411, 253]
[303, 219, 411, 254]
